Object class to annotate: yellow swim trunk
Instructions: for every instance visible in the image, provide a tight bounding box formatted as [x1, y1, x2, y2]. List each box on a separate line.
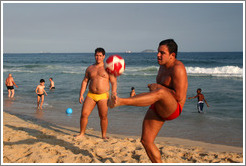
[87, 91, 109, 102]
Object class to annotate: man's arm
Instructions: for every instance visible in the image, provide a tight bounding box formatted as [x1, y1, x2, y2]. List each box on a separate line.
[79, 69, 90, 104]
[44, 89, 48, 96]
[149, 64, 187, 102]
[171, 64, 188, 103]
[188, 95, 198, 99]
[35, 86, 38, 94]
[13, 80, 18, 88]
[148, 83, 175, 94]
[204, 98, 209, 107]
[109, 74, 117, 96]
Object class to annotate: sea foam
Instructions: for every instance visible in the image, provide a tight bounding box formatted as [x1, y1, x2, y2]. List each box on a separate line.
[124, 65, 243, 78]
[186, 66, 243, 77]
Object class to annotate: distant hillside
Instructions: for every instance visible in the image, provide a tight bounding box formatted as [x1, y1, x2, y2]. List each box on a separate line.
[141, 49, 156, 53]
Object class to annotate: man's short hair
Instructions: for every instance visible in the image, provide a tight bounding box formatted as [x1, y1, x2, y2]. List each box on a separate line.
[95, 47, 105, 55]
[159, 39, 178, 58]
[40, 79, 45, 83]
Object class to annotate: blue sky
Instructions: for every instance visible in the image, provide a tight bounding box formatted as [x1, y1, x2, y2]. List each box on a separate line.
[2, 2, 244, 53]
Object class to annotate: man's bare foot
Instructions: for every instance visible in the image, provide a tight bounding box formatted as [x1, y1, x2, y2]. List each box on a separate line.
[108, 94, 119, 108]
[75, 134, 85, 139]
[102, 136, 109, 139]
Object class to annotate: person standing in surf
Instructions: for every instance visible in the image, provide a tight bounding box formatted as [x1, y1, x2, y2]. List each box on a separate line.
[5, 73, 18, 98]
[188, 88, 209, 113]
[35, 79, 48, 110]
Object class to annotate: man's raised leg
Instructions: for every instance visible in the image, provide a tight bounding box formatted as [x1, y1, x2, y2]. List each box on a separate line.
[109, 88, 178, 118]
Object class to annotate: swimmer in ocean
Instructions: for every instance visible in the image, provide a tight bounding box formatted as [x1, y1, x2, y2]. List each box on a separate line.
[49, 77, 55, 90]
[130, 87, 136, 97]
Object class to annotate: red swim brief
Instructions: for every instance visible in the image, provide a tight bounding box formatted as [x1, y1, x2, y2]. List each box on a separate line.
[149, 103, 182, 121]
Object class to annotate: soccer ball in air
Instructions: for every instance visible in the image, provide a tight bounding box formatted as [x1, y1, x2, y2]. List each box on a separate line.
[105, 55, 125, 76]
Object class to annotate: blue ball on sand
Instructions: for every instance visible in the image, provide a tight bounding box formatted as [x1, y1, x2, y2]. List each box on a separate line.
[66, 108, 73, 114]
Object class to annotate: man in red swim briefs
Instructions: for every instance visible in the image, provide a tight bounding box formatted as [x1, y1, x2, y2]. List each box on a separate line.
[108, 39, 188, 163]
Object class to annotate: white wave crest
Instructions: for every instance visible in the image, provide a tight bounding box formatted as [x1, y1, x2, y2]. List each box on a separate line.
[3, 65, 87, 74]
[124, 65, 243, 78]
[186, 66, 243, 77]
[123, 66, 158, 76]
[125, 66, 158, 72]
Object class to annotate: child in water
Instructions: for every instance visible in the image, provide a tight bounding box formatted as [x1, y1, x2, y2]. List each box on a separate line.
[188, 88, 209, 113]
[35, 79, 48, 109]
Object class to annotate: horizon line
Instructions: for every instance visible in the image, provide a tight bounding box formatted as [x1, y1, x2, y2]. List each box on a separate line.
[2, 51, 244, 54]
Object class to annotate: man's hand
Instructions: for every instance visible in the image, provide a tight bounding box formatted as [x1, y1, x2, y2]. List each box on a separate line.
[79, 96, 84, 104]
[111, 91, 117, 97]
[148, 83, 159, 91]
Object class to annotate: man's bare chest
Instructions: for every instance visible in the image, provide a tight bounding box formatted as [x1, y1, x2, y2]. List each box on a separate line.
[89, 67, 109, 79]
[156, 70, 172, 87]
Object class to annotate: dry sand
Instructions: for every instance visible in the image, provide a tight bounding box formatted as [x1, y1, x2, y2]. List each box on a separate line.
[2, 111, 243, 163]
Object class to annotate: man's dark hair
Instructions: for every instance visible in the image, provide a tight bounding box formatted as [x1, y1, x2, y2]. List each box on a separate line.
[40, 79, 45, 83]
[95, 47, 105, 55]
[159, 39, 178, 58]
[131, 87, 135, 90]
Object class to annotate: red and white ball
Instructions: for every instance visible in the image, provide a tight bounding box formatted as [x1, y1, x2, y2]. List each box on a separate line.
[105, 54, 125, 76]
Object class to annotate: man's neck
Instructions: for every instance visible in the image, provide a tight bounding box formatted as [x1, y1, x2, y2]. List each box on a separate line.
[163, 59, 176, 69]
[95, 62, 104, 66]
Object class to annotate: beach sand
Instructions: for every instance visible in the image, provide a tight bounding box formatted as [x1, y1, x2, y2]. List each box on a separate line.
[2, 111, 243, 163]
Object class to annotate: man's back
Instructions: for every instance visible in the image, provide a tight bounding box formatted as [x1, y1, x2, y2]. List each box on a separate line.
[198, 93, 205, 101]
[6, 76, 14, 86]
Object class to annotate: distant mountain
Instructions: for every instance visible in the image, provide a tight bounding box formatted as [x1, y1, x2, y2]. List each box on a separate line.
[141, 49, 156, 53]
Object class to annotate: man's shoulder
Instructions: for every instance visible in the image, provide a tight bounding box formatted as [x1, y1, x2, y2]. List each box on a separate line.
[88, 64, 98, 69]
[85, 65, 94, 72]
[175, 59, 185, 65]
[171, 60, 187, 79]
[173, 60, 186, 70]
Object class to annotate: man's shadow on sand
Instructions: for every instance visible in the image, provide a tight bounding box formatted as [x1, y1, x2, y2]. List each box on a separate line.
[4, 110, 99, 139]
[4, 124, 94, 158]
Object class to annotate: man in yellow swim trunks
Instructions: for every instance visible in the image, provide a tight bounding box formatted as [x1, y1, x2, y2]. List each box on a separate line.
[76, 48, 117, 139]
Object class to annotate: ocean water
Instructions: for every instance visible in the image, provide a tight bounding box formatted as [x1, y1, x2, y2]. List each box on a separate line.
[2, 52, 244, 147]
